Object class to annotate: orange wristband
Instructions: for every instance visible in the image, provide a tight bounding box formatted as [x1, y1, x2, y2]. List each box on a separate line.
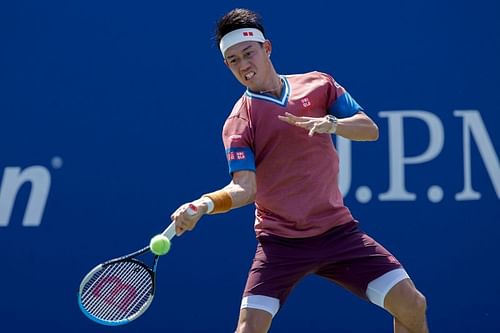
[202, 190, 233, 214]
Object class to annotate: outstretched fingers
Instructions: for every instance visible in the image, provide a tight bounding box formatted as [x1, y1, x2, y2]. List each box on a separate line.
[278, 113, 324, 136]
[308, 123, 319, 136]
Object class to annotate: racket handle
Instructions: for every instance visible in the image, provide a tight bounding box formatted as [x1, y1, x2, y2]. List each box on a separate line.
[162, 204, 198, 240]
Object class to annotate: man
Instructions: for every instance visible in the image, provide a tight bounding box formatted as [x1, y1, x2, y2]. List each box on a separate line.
[171, 8, 429, 333]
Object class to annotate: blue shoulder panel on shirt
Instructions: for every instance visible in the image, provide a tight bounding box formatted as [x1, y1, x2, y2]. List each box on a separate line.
[226, 147, 256, 174]
[330, 92, 363, 118]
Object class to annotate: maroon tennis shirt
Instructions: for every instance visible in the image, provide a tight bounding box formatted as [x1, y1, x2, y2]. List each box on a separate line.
[222, 71, 363, 238]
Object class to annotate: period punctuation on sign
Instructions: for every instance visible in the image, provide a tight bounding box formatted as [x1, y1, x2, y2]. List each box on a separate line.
[51, 156, 63, 169]
[427, 185, 444, 203]
[356, 186, 372, 203]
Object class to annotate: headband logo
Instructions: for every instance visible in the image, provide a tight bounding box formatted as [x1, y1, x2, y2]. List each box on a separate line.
[220, 28, 265, 55]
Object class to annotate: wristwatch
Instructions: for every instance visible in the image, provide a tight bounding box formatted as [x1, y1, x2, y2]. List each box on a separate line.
[325, 114, 338, 134]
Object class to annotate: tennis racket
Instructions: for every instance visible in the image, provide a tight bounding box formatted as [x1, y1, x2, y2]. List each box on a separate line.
[77, 205, 197, 326]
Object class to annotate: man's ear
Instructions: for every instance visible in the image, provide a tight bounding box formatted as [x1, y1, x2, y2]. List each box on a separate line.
[263, 40, 272, 57]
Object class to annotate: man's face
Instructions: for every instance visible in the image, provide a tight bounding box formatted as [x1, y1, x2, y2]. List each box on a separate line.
[224, 41, 272, 91]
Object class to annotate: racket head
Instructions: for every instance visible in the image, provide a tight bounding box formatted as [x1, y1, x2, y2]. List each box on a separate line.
[78, 258, 156, 325]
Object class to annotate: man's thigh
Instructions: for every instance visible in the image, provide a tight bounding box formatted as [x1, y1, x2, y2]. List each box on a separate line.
[315, 222, 404, 302]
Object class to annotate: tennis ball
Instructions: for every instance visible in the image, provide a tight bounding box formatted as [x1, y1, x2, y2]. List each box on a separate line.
[149, 234, 171, 256]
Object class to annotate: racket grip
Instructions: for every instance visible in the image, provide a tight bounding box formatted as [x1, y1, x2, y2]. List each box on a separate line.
[162, 204, 198, 240]
[185, 204, 198, 215]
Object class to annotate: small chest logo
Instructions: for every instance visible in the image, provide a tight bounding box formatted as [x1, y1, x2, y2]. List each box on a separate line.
[301, 97, 311, 108]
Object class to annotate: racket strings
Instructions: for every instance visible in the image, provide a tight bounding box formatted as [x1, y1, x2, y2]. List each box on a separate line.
[92, 263, 152, 321]
[82, 262, 133, 318]
[83, 262, 152, 321]
[80, 261, 153, 322]
[105, 265, 153, 321]
[85, 265, 132, 320]
[91, 263, 145, 320]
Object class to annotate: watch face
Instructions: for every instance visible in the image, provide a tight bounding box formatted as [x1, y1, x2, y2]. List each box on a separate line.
[326, 115, 337, 123]
[325, 115, 338, 134]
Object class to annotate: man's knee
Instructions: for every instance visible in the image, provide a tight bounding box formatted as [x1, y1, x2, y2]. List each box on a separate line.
[236, 321, 266, 333]
[412, 289, 427, 318]
[385, 279, 427, 317]
[236, 308, 273, 333]
[401, 287, 427, 316]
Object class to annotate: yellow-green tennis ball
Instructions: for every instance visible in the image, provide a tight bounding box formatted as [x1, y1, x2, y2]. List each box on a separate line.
[149, 235, 171, 256]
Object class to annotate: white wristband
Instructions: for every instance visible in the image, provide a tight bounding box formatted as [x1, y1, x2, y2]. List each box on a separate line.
[200, 197, 214, 214]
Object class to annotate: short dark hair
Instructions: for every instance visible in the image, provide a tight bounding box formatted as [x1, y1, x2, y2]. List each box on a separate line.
[215, 8, 265, 45]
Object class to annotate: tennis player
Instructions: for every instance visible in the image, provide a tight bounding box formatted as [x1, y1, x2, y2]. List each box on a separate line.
[171, 8, 429, 333]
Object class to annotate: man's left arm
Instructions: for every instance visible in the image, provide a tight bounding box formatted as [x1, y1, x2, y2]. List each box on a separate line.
[278, 111, 378, 141]
[335, 111, 379, 141]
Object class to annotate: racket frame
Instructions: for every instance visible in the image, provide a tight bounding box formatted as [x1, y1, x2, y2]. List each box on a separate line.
[78, 205, 196, 325]
[78, 246, 159, 325]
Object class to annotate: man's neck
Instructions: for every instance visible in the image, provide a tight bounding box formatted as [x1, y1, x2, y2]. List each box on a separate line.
[258, 74, 283, 98]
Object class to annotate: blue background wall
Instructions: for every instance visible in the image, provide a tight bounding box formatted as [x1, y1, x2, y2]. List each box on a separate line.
[1, 0, 499, 332]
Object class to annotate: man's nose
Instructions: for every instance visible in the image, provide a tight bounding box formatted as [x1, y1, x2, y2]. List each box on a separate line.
[239, 59, 251, 72]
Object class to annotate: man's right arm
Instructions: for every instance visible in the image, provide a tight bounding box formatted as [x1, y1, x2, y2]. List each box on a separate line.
[171, 170, 256, 235]
[195, 170, 256, 214]
[221, 170, 257, 210]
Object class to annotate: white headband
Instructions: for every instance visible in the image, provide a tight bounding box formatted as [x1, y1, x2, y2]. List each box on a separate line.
[219, 28, 266, 56]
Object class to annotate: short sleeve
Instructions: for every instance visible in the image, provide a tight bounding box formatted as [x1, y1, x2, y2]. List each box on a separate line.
[324, 73, 364, 118]
[222, 102, 256, 175]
